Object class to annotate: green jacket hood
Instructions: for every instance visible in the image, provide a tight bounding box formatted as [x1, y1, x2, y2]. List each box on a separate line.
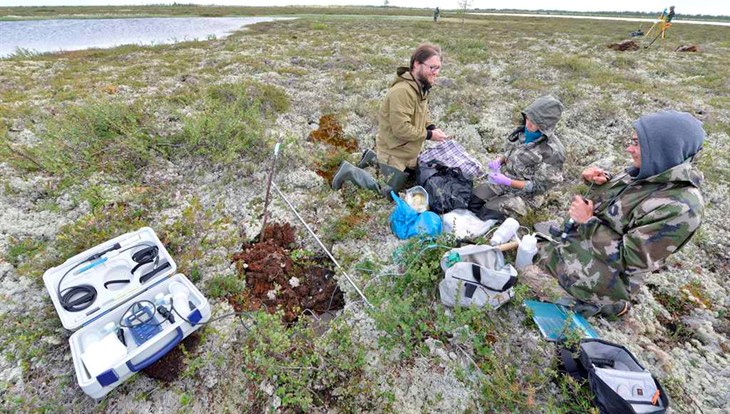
[522, 95, 564, 136]
[394, 67, 428, 100]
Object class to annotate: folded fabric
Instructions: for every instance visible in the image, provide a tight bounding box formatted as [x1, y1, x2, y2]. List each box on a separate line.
[419, 140, 484, 180]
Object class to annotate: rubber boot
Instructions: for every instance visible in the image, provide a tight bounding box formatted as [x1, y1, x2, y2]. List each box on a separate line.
[357, 148, 378, 169]
[598, 300, 631, 318]
[378, 163, 409, 199]
[331, 161, 380, 192]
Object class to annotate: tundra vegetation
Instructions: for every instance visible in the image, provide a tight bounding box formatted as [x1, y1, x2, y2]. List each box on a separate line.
[1, 6, 729, 413]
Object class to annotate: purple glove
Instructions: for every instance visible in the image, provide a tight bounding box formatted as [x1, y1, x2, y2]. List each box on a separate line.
[488, 173, 512, 187]
[488, 158, 502, 171]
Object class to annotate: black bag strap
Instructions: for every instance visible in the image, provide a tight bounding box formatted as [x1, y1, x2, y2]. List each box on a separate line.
[458, 264, 480, 298]
[457, 263, 516, 293]
[558, 346, 585, 380]
[589, 358, 615, 368]
[501, 275, 518, 291]
[471, 263, 481, 283]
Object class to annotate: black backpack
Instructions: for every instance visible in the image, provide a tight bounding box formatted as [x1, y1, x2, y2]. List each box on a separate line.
[558, 338, 670, 414]
[417, 160, 473, 214]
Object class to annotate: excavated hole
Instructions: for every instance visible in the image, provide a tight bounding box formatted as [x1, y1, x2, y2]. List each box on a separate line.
[143, 332, 201, 382]
[231, 222, 344, 324]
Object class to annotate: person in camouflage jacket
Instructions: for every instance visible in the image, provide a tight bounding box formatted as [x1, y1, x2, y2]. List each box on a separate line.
[469, 95, 565, 219]
[534, 110, 705, 316]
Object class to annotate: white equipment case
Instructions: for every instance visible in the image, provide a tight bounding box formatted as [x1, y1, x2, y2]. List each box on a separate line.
[43, 227, 210, 399]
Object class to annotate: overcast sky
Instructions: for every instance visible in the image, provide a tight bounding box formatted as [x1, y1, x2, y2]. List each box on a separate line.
[1, 1, 728, 17]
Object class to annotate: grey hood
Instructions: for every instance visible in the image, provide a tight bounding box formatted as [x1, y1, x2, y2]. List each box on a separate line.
[632, 110, 705, 180]
[522, 95, 564, 136]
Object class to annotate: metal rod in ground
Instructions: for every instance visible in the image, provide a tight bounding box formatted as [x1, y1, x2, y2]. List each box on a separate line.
[646, 31, 662, 48]
[260, 143, 281, 242]
[272, 182, 373, 308]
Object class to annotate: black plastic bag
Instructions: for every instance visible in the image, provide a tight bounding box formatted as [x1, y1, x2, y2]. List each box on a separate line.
[417, 160, 473, 214]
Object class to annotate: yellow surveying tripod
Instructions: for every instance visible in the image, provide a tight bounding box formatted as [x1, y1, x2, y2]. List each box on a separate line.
[644, 11, 673, 48]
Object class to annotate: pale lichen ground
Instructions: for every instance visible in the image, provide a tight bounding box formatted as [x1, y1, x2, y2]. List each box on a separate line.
[1, 13, 729, 413]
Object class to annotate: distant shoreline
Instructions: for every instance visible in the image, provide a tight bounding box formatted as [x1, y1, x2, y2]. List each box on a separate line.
[469, 12, 730, 27]
[0, 5, 728, 23]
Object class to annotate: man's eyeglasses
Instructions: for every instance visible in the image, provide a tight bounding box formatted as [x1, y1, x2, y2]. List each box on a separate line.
[426, 64, 441, 73]
[628, 138, 639, 147]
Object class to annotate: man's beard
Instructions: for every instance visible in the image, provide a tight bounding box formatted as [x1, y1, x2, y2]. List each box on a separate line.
[416, 72, 433, 92]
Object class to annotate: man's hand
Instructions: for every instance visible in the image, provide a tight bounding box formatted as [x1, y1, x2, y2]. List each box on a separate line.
[488, 157, 503, 171]
[488, 173, 512, 187]
[430, 128, 447, 142]
[569, 195, 594, 224]
[582, 166, 608, 185]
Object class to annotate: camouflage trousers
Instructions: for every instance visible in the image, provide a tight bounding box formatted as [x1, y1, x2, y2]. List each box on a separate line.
[471, 182, 529, 217]
[536, 240, 632, 306]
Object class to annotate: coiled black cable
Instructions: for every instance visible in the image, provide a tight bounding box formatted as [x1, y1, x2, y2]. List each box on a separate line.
[59, 284, 98, 312]
[57, 242, 155, 312]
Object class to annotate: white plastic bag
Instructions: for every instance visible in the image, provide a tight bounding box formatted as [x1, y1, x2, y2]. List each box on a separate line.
[404, 186, 429, 213]
[441, 209, 496, 238]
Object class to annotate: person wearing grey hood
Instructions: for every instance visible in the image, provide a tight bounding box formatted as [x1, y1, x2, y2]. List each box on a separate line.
[523, 110, 705, 318]
[469, 95, 566, 219]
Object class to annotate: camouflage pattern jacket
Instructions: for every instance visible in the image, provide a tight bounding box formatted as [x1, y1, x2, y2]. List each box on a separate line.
[502, 127, 565, 196]
[502, 95, 565, 196]
[538, 159, 704, 305]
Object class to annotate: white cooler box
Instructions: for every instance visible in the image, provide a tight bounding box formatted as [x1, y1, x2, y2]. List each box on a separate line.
[43, 227, 210, 399]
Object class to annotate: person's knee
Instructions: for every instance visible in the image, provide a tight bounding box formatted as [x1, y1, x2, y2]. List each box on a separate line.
[378, 154, 408, 172]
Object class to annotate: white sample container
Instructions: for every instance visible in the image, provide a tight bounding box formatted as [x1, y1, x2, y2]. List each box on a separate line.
[515, 234, 538, 269]
[490, 217, 520, 245]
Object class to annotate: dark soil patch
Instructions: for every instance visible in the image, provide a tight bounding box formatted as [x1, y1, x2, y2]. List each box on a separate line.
[316, 147, 353, 183]
[143, 332, 201, 382]
[676, 45, 701, 52]
[608, 40, 640, 51]
[309, 114, 363, 182]
[231, 222, 344, 324]
[308, 114, 358, 152]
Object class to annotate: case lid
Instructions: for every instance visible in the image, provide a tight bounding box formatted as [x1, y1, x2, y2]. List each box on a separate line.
[42, 227, 177, 330]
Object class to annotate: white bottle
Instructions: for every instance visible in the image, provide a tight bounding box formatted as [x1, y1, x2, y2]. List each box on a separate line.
[80, 322, 127, 377]
[169, 281, 191, 317]
[515, 234, 538, 269]
[490, 218, 520, 245]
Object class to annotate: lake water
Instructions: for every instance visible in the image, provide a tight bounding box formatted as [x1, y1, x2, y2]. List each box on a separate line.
[0, 16, 286, 58]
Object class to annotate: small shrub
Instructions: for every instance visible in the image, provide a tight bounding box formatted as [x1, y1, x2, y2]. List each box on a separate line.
[4, 237, 44, 268]
[2, 100, 155, 181]
[174, 82, 289, 164]
[206, 274, 245, 299]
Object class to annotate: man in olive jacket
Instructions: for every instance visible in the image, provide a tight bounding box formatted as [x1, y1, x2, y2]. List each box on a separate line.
[333, 43, 446, 196]
[525, 110, 705, 317]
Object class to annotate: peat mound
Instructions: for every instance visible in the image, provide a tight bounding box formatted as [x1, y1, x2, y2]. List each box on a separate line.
[608, 40, 640, 51]
[232, 222, 344, 323]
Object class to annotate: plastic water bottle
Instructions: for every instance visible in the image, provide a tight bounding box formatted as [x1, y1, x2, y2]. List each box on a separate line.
[515, 234, 538, 269]
[490, 218, 520, 245]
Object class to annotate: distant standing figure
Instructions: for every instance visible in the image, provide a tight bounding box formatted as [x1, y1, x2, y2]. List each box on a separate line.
[434, 7, 440, 22]
[666, 6, 675, 22]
